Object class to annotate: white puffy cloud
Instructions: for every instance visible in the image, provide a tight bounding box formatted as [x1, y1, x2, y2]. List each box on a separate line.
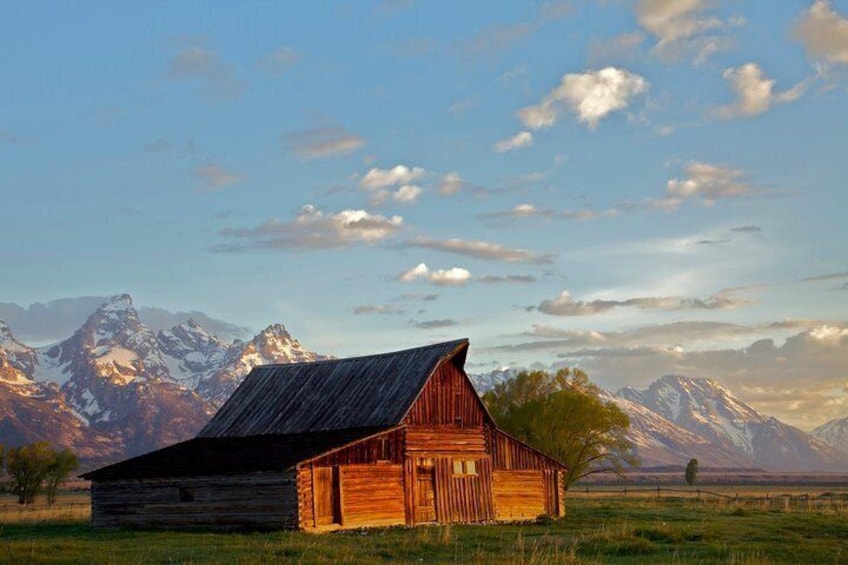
[217, 204, 403, 250]
[715, 63, 806, 119]
[284, 126, 365, 159]
[405, 237, 555, 264]
[194, 162, 244, 192]
[392, 184, 422, 204]
[494, 131, 534, 153]
[636, 0, 741, 64]
[437, 172, 465, 195]
[518, 67, 648, 130]
[360, 165, 426, 205]
[538, 289, 749, 316]
[360, 165, 425, 190]
[795, 1, 848, 66]
[399, 263, 472, 286]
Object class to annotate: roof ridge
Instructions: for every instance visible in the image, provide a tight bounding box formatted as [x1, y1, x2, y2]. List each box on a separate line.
[256, 337, 468, 369]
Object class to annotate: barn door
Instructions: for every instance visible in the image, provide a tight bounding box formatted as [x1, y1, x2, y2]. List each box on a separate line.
[414, 460, 436, 523]
[313, 466, 341, 527]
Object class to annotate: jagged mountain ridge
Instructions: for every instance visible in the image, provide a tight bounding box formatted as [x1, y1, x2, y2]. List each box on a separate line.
[0, 294, 329, 462]
[619, 375, 847, 472]
[811, 417, 848, 455]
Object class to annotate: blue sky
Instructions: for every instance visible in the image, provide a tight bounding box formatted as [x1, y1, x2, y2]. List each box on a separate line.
[2, 1, 847, 428]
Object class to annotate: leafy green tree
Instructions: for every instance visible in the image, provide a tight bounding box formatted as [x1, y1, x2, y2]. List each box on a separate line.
[6, 442, 54, 505]
[483, 368, 638, 488]
[685, 458, 699, 486]
[45, 448, 79, 505]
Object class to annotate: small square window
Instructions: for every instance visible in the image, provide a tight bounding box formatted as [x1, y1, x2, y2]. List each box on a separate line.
[465, 460, 477, 475]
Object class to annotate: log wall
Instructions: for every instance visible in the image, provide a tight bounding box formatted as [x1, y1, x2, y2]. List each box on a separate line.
[90, 472, 297, 530]
[492, 470, 545, 521]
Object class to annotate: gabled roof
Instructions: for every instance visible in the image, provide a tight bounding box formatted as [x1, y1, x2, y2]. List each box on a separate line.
[81, 426, 396, 481]
[199, 339, 469, 438]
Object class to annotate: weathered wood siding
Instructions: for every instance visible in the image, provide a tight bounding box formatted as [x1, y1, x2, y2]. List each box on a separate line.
[487, 427, 554, 470]
[298, 464, 405, 530]
[308, 429, 404, 466]
[339, 464, 405, 528]
[404, 360, 485, 427]
[492, 470, 545, 521]
[90, 472, 297, 530]
[487, 428, 565, 518]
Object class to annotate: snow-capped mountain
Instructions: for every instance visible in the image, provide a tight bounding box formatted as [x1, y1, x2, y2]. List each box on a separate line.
[0, 294, 328, 463]
[600, 391, 755, 469]
[157, 319, 230, 390]
[619, 376, 846, 472]
[811, 417, 848, 455]
[197, 323, 329, 407]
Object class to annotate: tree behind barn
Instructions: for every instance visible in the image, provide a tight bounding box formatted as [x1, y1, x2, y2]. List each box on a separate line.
[483, 368, 637, 488]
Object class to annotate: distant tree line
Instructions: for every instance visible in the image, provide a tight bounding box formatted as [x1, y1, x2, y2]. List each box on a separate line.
[0, 442, 79, 505]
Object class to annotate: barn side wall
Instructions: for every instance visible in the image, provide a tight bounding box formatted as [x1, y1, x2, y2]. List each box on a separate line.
[90, 471, 297, 530]
[487, 428, 565, 519]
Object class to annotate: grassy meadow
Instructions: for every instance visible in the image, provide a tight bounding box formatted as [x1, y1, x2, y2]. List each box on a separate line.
[1, 486, 847, 564]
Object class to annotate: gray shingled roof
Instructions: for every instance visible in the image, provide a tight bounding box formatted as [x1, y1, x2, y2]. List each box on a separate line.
[199, 339, 468, 438]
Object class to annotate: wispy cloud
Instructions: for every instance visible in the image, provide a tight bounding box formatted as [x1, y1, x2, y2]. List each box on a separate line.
[284, 126, 365, 160]
[477, 275, 536, 284]
[518, 67, 648, 130]
[653, 161, 754, 211]
[0, 130, 24, 145]
[801, 271, 848, 283]
[714, 63, 807, 119]
[494, 131, 534, 153]
[459, 22, 534, 57]
[399, 263, 472, 286]
[410, 318, 459, 329]
[538, 288, 751, 316]
[635, 0, 743, 64]
[166, 43, 244, 99]
[216, 204, 403, 251]
[732, 225, 762, 233]
[259, 46, 301, 76]
[794, 1, 848, 67]
[481, 203, 619, 222]
[405, 237, 555, 264]
[352, 304, 405, 315]
[194, 162, 244, 192]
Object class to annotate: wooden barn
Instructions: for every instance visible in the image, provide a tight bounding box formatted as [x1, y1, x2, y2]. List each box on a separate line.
[82, 339, 568, 531]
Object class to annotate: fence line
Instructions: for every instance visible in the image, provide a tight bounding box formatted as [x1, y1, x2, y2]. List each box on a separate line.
[571, 485, 843, 504]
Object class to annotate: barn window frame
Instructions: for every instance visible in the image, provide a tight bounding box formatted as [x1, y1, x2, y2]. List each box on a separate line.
[451, 459, 478, 476]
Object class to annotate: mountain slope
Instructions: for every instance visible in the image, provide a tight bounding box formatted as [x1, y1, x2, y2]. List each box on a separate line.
[811, 417, 848, 455]
[35, 295, 214, 456]
[619, 375, 846, 472]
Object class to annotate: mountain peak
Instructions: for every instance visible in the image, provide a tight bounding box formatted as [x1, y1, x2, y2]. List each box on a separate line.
[100, 293, 134, 313]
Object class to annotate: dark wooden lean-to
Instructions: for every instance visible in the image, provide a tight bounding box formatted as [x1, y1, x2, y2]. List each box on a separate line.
[83, 339, 568, 531]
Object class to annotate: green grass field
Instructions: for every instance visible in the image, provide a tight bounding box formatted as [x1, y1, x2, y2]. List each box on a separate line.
[1, 489, 847, 564]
